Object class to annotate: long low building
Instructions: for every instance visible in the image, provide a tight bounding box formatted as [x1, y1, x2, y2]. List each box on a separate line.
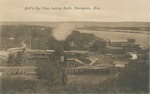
[106, 39, 135, 47]
[27, 50, 54, 63]
[0, 66, 36, 75]
[0, 65, 121, 76]
[5, 47, 89, 63]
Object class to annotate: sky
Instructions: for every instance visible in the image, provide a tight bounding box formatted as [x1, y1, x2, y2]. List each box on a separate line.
[0, 0, 150, 22]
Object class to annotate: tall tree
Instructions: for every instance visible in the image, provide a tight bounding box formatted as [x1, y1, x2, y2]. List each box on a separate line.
[36, 62, 68, 86]
[14, 48, 28, 66]
[7, 53, 15, 66]
[91, 39, 106, 52]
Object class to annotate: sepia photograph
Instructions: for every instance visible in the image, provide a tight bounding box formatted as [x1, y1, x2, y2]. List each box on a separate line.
[0, 0, 150, 94]
[0, 22, 149, 93]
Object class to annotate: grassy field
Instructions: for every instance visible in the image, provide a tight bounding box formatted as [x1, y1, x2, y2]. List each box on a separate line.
[1, 74, 112, 93]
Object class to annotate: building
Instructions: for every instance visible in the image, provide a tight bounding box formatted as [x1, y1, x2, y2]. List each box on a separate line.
[106, 39, 129, 47]
[27, 50, 54, 63]
[0, 66, 36, 75]
[0, 51, 9, 62]
[7, 47, 89, 63]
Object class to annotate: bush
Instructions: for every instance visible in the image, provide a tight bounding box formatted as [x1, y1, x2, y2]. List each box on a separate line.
[98, 60, 149, 93]
[1, 78, 36, 93]
[36, 62, 68, 86]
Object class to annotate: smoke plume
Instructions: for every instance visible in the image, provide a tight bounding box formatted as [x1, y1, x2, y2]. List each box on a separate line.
[21, 41, 27, 48]
[52, 23, 77, 41]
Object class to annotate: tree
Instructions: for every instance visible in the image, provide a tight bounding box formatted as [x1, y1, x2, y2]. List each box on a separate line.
[117, 60, 149, 92]
[36, 41, 68, 86]
[15, 51, 23, 66]
[36, 62, 68, 86]
[90, 39, 106, 52]
[64, 31, 97, 50]
[14, 48, 28, 66]
[98, 60, 149, 93]
[21, 48, 28, 64]
[7, 53, 15, 66]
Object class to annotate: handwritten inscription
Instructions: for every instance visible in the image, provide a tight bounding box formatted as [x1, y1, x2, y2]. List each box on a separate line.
[24, 6, 101, 11]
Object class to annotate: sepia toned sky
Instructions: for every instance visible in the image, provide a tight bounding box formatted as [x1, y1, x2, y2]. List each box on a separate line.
[0, 0, 149, 22]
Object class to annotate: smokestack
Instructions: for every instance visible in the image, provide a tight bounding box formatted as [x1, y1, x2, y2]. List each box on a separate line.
[58, 41, 65, 62]
[53, 41, 65, 62]
[51, 23, 83, 67]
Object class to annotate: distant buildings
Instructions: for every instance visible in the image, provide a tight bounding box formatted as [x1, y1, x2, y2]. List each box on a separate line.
[5, 47, 89, 63]
[9, 37, 15, 41]
[106, 39, 135, 47]
[1, 38, 138, 64]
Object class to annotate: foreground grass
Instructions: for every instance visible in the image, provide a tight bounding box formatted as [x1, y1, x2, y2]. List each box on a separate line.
[1, 68, 149, 94]
[1, 74, 111, 93]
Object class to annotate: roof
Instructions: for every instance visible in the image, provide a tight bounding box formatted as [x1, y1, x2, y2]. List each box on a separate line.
[113, 60, 128, 65]
[0, 51, 9, 57]
[0, 66, 36, 69]
[110, 40, 128, 42]
[7, 47, 24, 51]
[107, 46, 123, 49]
[65, 50, 88, 54]
[115, 64, 125, 68]
[70, 66, 111, 70]
[27, 50, 55, 53]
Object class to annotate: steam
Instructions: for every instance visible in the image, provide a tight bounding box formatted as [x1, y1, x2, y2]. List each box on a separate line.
[20, 41, 27, 48]
[52, 23, 77, 41]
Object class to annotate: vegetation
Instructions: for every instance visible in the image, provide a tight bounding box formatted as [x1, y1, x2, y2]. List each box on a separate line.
[1, 59, 149, 93]
[1, 25, 53, 50]
[64, 31, 97, 50]
[1, 25, 98, 50]
[98, 60, 149, 93]
[1, 24, 149, 93]
[36, 48, 68, 86]
[1, 78, 37, 93]
[90, 39, 106, 52]
[7, 53, 15, 66]
[117, 60, 149, 92]
[36, 61, 68, 86]
[6, 48, 28, 66]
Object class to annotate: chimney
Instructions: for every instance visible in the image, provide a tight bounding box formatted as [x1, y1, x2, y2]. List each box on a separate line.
[53, 41, 65, 62]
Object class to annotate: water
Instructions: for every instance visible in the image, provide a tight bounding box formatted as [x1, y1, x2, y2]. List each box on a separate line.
[79, 30, 150, 48]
